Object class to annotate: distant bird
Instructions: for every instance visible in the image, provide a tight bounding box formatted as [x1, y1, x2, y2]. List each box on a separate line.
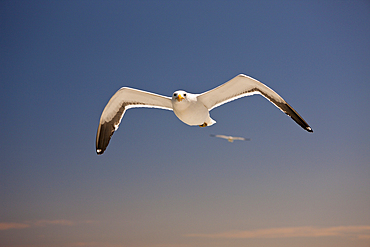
[96, 74, 313, 154]
[210, 134, 250, 142]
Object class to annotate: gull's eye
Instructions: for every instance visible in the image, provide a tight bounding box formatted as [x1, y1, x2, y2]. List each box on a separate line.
[173, 93, 177, 97]
[183, 93, 187, 97]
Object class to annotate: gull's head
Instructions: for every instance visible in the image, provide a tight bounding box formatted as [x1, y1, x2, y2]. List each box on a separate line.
[171, 91, 197, 111]
[172, 90, 188, 103]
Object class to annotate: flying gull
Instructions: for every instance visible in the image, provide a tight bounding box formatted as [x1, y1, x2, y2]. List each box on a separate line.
[96, 74, 313, 154]
[210, 134, 250, 142]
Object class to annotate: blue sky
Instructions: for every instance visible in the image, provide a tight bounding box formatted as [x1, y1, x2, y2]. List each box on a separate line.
[1, 1, 369, 247]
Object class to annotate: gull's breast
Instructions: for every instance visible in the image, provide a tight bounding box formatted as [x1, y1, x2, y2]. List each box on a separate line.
[173, 101, 209, 126]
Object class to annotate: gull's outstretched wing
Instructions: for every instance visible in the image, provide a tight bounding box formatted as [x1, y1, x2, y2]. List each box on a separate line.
[199, 74, 313, 132]
[230, 136, 249, 141]
[96, 87, 172, 155]
[210, 134, 229, 140]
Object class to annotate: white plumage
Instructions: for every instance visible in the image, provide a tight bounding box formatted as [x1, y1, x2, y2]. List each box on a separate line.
[96, 74, 313, 154]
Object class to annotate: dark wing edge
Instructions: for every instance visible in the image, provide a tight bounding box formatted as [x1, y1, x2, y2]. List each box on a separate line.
[261, 92, 313, 133]
[96, 103, 128, 155]
[242, 74, 314, 133]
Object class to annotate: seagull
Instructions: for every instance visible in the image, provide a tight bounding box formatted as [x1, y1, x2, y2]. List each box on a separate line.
[210, 134, 250, 142]
[96, 74, 313, 154]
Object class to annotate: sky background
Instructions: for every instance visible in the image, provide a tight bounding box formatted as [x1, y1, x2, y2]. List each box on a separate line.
[1, 1, 370, 247]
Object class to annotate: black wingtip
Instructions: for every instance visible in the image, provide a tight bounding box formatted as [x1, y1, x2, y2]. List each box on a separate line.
[277, 102, 313, 134]
[96, 121, 115, 156]
[306, 126, 313, 133]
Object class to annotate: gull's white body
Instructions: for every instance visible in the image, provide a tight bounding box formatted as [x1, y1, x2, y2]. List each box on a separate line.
[171, 90, 216, 127]
[96, 74, 313, 154]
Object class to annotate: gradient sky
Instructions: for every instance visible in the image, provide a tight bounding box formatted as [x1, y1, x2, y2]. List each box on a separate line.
[1, 1, 370, 247]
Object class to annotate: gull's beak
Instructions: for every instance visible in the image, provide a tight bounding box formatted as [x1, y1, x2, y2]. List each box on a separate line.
[176, 94, 185, 102]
